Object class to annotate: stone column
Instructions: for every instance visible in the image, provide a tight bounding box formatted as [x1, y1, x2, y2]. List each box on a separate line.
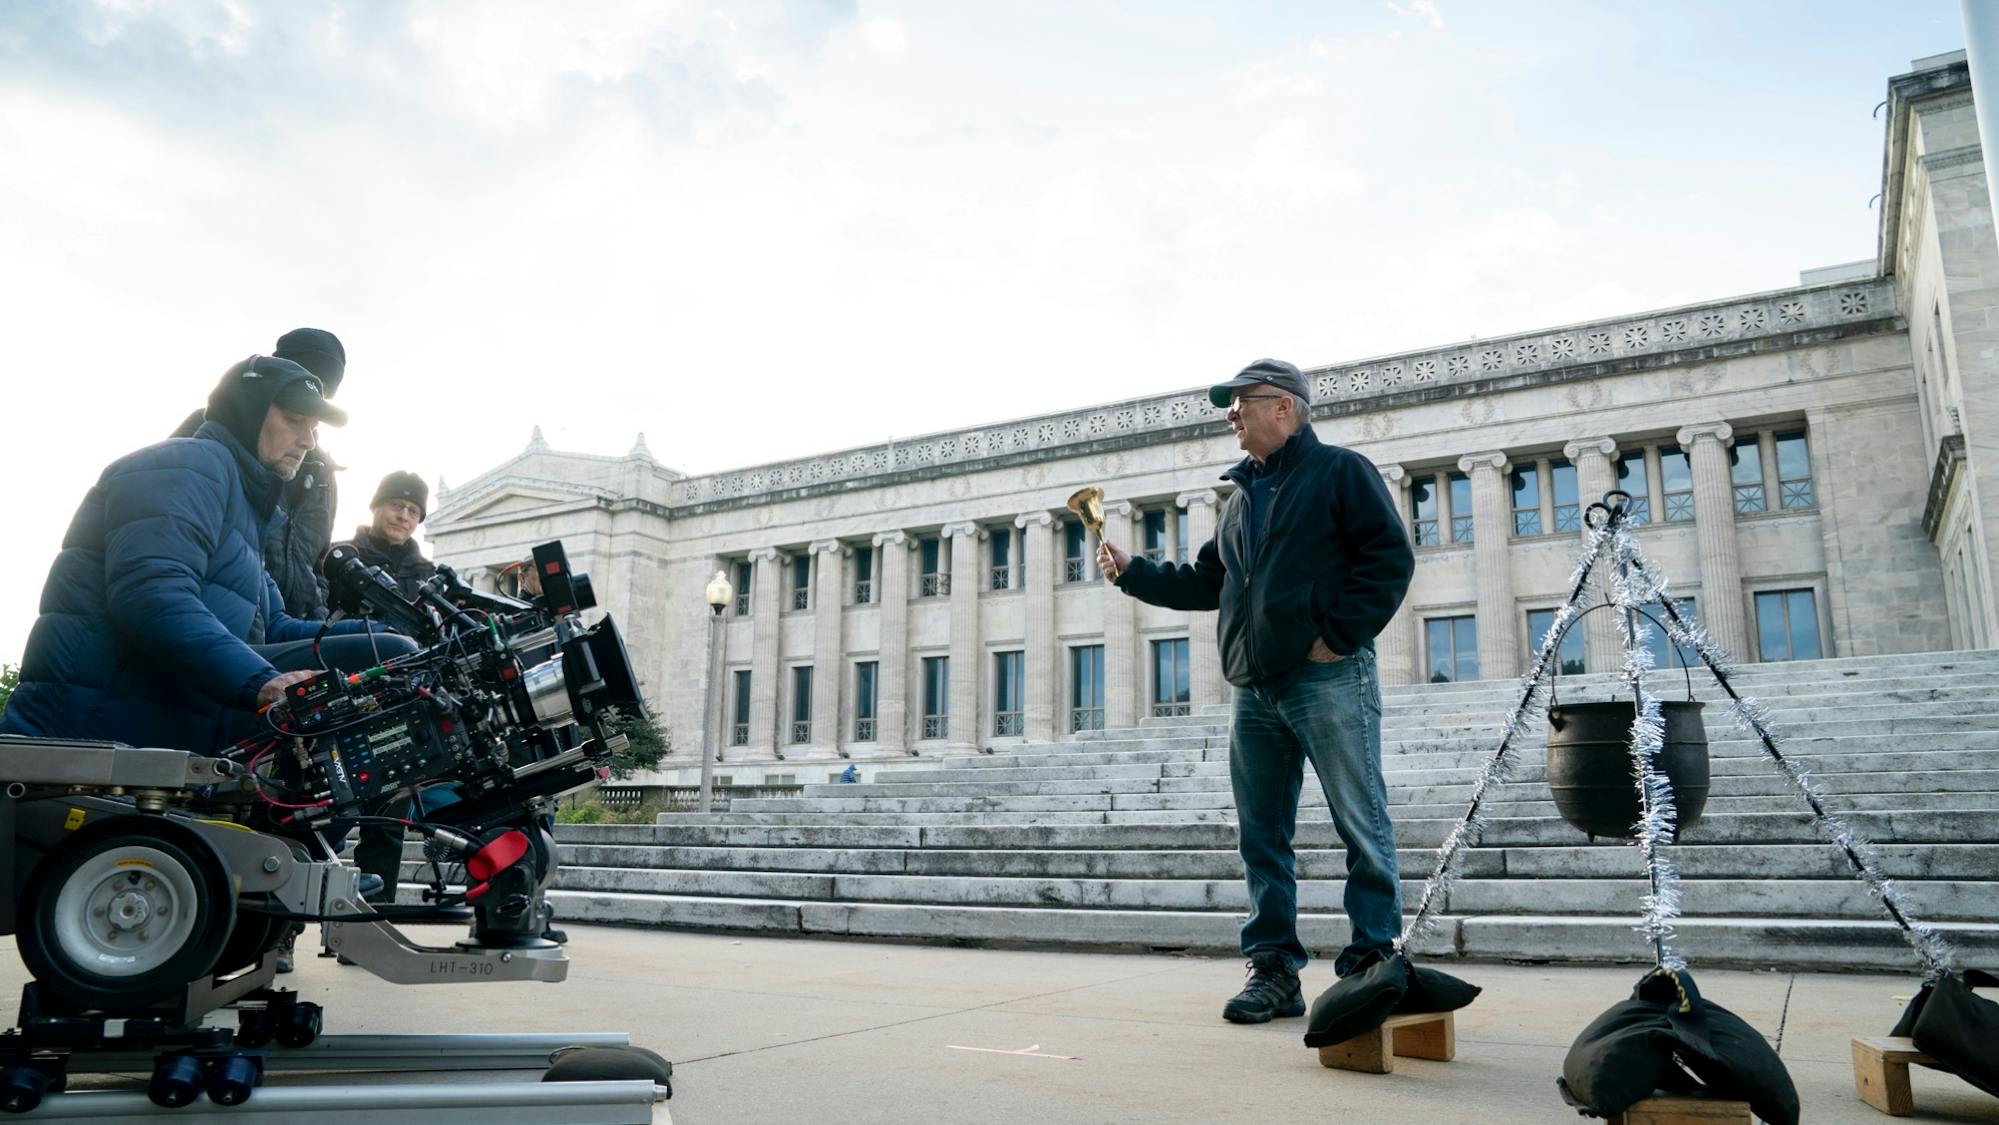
[1176, 489, 1225, 709]
[747, 546, 780, 755]
[1101, 500, 1140, 730]
[1675, 422, 1748, 660]
[1564, 436, 1621, 672]
[872, 531, 909, 754]
[1458, 452, 1517, 681]
[943, 521, 981, 750]
[1017, 511, 1057, 741]
[809, 539, 844, 757]
[1375, 465, 1419, 685]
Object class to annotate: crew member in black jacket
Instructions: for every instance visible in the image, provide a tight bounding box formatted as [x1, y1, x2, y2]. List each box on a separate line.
[1102, 358, 1414, 1025]
[333, 471, 438, 912]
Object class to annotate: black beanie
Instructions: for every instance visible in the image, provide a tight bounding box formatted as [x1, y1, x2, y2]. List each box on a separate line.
[274, 328, 346, 395]
[371, 471, 429, 520]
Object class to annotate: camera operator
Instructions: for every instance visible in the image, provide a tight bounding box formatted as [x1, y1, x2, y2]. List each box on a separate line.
[331, 472, 438, 910]
[1, 356, 414, 756]
[174, 327, 349, 620]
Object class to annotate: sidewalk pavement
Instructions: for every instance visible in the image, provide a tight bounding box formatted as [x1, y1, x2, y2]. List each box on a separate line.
[6, 926, 1997, 1123]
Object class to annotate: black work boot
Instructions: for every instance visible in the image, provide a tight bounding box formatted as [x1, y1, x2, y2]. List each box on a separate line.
[1222, 951, 1305, 1024]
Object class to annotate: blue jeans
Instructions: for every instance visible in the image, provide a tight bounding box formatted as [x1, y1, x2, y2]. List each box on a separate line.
[1230, 646, 1401, 976]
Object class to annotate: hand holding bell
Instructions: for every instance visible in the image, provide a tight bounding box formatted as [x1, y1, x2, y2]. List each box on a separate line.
[1065, 486, 1124, 581]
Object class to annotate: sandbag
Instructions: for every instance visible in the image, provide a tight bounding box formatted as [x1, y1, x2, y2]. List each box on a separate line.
[544, 1044, 674, 1098]
[1890, 969, 1999, 1099]
[1302, 950, 1482, 1049]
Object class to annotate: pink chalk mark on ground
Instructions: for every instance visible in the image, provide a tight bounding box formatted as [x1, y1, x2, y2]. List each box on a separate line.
[945, 1044, 1080, 1061]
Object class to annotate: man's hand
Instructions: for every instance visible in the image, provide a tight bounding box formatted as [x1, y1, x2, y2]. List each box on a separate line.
[1306, 638, 1347, 664]
[1097, 541, 1130, 582]
[256, 669, 318, 711]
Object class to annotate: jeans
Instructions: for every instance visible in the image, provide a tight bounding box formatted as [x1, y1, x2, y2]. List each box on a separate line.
[1230, 645, 1401, 976]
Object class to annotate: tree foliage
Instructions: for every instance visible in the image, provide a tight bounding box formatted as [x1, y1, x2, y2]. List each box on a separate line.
[0, 662, 17, 721]
[604, 707, 670, 779]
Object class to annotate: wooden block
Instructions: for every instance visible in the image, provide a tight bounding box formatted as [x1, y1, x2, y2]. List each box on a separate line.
[1315, 1011, 1457, 1073]
[1851, 1035, 1931, 1117]
[1608, 1095, 1752, 1124]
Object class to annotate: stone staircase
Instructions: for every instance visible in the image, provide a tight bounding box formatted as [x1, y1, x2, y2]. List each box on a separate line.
[532, 650, 1999, 971]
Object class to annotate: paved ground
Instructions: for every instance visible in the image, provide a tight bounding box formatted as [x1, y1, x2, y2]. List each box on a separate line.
[5, 926, 1997, 1123]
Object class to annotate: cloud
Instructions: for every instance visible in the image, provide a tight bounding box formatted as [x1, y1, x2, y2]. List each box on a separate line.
[862, 16, 908, 59]
[1387, 1, 1446, 30]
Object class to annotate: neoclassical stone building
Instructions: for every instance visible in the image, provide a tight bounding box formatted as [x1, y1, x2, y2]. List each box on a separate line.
[429, 51, 1991, 787]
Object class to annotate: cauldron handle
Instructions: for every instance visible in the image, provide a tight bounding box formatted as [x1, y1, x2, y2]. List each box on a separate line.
[1546, 602, 1696, 709]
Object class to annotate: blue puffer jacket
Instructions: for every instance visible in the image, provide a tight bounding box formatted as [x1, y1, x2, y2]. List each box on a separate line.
[0, 422, 376, 752]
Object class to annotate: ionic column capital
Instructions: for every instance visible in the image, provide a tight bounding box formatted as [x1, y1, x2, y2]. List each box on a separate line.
[940, 520, 979, 539]
[809, 539, 843, 556]
[1457, 451, 1511, 476]
[748, 546, 780, 563]
[1101, 499, 1134, 518]
[1014, 511, 1055, 529]
[1562, 436, 1618, 462]
[1675, 421, 1735, 448]
[1378, 464, 1408, 488]
[872, 529, 910, 550]
[1176, 488, 1219, 509]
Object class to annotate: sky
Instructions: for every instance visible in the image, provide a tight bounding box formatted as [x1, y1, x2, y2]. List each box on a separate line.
[0, 0, 1969, 661]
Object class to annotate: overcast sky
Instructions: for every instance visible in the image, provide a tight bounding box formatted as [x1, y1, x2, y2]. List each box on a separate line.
[0, 1, 1967, 660]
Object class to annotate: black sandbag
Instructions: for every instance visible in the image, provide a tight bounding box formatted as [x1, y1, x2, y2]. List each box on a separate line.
[1558, 970, 1797, 1125]
[1302, 950, 1482, 1049]
[1891, 969, 1999, 1099]
[545, 1044, 674, 1097]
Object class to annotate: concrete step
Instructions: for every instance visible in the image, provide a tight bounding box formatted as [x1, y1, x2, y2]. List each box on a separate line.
[540, 890, 1999, 972]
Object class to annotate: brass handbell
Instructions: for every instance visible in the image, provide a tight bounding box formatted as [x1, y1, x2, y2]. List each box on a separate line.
[1065, 486, 1119, 580]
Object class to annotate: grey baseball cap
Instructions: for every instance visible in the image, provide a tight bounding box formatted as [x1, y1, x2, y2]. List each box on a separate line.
[1209, 358, 1309, 408]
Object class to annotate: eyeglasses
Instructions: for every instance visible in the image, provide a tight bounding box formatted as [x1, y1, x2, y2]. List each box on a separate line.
[1224, 393, 1286, 417]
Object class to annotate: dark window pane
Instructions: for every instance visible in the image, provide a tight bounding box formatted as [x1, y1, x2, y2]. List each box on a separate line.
[1729, 440, 1761, 485]
[1065, 521, 1085, 559]
[855, 547, 873, 582]
[1756, 592, 1787, 661]
[991, 532, 1010, 567]
[1550, 460, 1578, 505]
[1774, 433, 1810, 483]
[1660, 447, 1691, 493]
[1786, 591, 1821, 660]
[792, 667, 812, 722]
[733, 670, 751, 725]
[1448, 473, 1472, 521]
[1454, 617, 1479, 682]
[1144, 510, 1167, 553]
[856, 663, 876, 720]
[1412, 478, 1437, 521]
[1425, 619, 1452, 682]
[793, 556, 810, 589]
[1511, 467, 1538, 511]
[921, 537, 940, 572]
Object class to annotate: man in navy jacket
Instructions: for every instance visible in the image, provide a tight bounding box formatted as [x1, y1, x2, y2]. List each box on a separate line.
[2, 355, 407, 754]
[1103, 358, 1414, 1025]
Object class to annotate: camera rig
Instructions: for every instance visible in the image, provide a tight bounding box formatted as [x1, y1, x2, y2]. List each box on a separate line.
[0, 541, 666, 1118]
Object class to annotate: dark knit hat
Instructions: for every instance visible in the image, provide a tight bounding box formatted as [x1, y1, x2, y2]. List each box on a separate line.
[371, 471, 429, 520]
[274, 328, 346, 395]
[207, 355, 348, 450]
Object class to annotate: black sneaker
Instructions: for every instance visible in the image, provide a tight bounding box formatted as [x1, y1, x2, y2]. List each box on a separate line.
[1222, 951, 1304, 1024]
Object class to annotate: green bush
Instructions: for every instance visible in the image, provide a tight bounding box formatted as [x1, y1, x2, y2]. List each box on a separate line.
[555, 798, 665, 825]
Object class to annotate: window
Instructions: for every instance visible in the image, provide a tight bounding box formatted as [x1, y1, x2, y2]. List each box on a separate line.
[1730, 440, 1765, 513]
[1425, 616, 1478, 683]
[790, 666, 812, 744]
[1551, 459, 1580, 532]
[1448, 472, 1474, 544]
[1616, 451, 1650, 525]
[734, 560, 752, 616]
[1071, 645, 1105, 732]
[1526, 608, 1585, 675]
[790, 553, 811, 610]
[1143, 509, 1168, 564]
[1755, 589, 1822, 662]
[763, 773, 797, 786]
[1063, 520, 1091, 582]
[1775, 432, 1814, 509]
[1660, 446, 1693, 522]
[853, 546, 874, 605]
[854, 662, 877, 742]
[990, 529, 1013, 591]
[921, 656, 948, 739]
[1640, 598, 1698, 675]
[1511, 466, 1541, 536]
[1151, 638, 1191, 717]
[731, 669, 751, 745]
[919, 536, 948, 596]
[994, 651, 1024, 736]
[1411, 477, 1439, 546]
[1175, 510, 1190, 564]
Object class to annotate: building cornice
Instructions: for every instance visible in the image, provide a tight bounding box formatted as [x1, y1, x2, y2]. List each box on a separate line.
[1878, 54, 1972, 275]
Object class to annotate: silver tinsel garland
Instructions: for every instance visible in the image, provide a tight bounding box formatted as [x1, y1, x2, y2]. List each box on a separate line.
[1398, 507, 1623, 951]
[1620, 554, 1957, 979]
[1606, 527, 1685, 971]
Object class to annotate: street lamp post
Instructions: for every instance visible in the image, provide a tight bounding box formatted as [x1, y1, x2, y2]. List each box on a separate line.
[698, 570, 733, 814]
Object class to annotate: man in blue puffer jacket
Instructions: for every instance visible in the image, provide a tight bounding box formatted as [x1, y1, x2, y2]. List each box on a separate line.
[1, 355, 409, 754]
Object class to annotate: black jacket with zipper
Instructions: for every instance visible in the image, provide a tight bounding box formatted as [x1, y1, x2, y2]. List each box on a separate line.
[1114, 425, 1414, 689]
[174, 408, 338, 619]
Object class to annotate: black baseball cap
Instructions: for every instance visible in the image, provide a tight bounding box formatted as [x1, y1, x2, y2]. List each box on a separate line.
[1209, 358, 1310, 408]
[245, 355, 348, 426]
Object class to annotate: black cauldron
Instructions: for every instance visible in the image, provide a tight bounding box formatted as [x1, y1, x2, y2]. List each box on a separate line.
[1542, 605, 1711, 841]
